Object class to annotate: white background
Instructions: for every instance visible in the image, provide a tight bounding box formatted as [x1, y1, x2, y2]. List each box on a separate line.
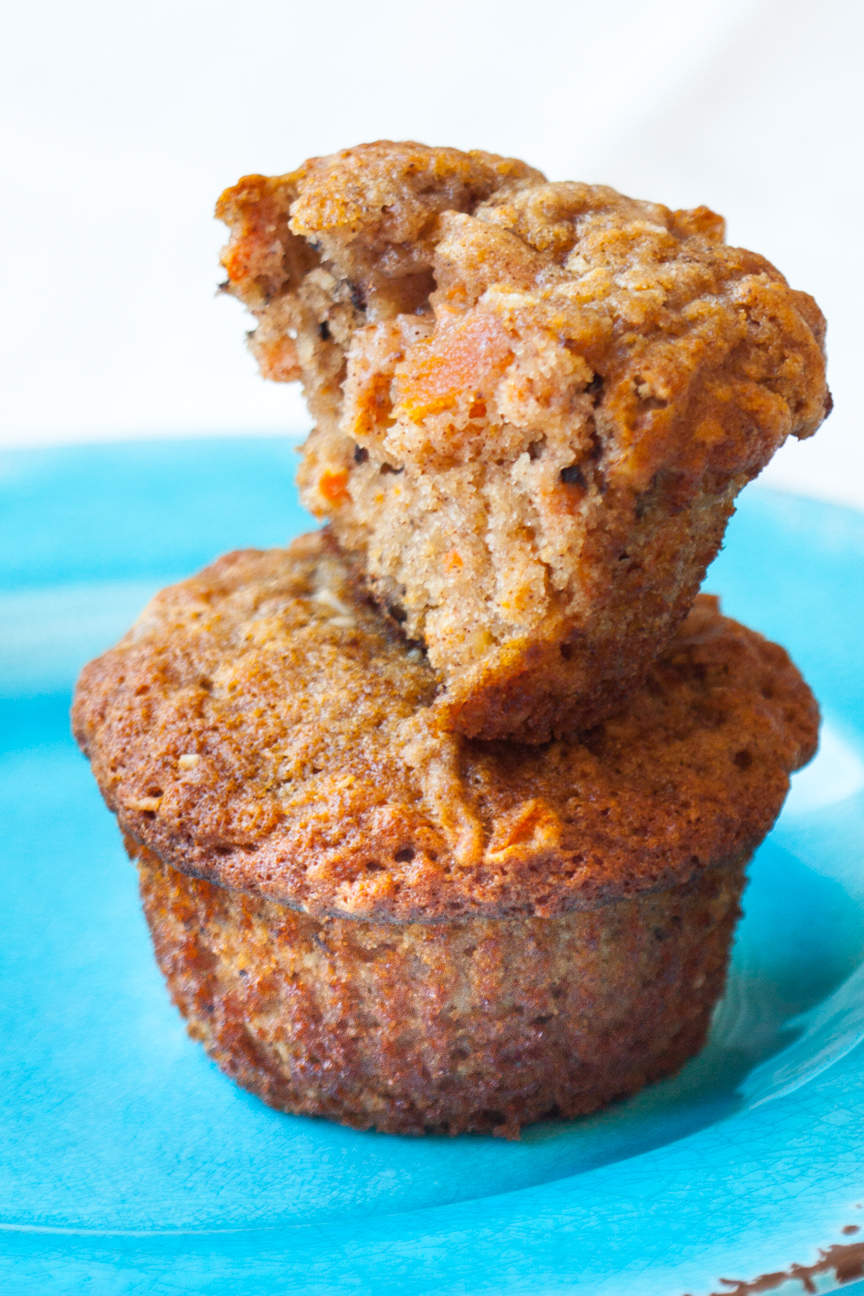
[1, 0, 862, 506]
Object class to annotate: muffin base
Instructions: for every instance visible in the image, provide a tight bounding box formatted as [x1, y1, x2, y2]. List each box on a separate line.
[133, 839, 747, 1137]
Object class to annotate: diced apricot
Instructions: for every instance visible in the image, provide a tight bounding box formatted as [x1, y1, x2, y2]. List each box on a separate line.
[349, 371, 394, 440]
[487, 799, 561, 854]
[393, 312, 513, 421]
[319, 470, 351, 504]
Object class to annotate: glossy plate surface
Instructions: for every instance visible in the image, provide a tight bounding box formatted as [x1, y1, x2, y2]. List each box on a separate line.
[2, 440, 864, 1295]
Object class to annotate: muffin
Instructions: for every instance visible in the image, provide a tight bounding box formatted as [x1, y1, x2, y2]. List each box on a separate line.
[72, 534, 818, 1134]
[216, 141, 830, 741]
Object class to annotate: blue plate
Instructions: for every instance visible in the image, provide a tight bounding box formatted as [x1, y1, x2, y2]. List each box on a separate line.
[2, 439, 864, 1296]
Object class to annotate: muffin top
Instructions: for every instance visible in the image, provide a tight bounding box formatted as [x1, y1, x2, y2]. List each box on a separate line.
[217, 139, 828, 502]
[215, 141, 830, 744]
[73, 532, 818, 923]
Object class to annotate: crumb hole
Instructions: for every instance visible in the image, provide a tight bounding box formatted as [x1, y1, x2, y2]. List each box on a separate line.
[365, 860, 385, 873]
[353, 444, 368, 464]
[560, 464, 587, 487]
[318, 320, 331, 341]
[733, 749, 753, 770]
[393, 847, 415, 863]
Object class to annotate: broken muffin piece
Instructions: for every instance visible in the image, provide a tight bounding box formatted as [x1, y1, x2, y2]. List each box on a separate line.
[217, 141, 830, 741]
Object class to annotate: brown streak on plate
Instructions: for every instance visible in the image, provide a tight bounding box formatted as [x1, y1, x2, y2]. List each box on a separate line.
[686, 1234, 864, 1295]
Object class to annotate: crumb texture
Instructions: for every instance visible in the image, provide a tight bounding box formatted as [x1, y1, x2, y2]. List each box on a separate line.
[136, 840, 746, 1136]
[73, 533, 819, 922]
[217, 141, 830, 740]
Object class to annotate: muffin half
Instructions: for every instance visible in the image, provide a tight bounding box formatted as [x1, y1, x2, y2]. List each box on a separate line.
[73, 533, 818, 1134]
[216, 141, 830, 741]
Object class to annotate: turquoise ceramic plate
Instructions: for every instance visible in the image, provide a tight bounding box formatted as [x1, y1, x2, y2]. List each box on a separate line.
[2, 440, 864, 1296]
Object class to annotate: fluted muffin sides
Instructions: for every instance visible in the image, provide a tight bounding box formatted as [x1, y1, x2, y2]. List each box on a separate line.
[134, 838, 747, 1136]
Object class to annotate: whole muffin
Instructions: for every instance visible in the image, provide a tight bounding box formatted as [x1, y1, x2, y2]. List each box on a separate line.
[73, 534, 818, 1134]
[216, 140, 830, 742]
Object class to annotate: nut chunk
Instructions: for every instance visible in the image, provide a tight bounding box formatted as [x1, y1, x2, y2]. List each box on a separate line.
[217, 141, 830, 742]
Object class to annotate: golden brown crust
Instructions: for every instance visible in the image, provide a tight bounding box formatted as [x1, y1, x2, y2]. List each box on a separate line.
[73, 533, 818, 923]
[217, 141, 830, 742]
[216, 141, 543, 314]
[135, 839, 747, 1136]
